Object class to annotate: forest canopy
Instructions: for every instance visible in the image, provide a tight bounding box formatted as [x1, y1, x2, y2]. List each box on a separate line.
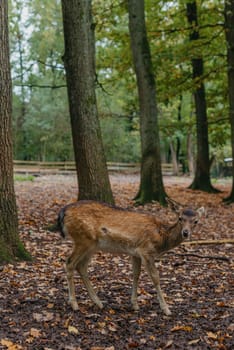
[9, 0, 231, 170]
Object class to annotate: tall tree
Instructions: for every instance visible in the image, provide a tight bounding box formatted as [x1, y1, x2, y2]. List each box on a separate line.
[186, 1, 218, 192]
[127, 0, 167, 205]
[0, 0, 30, 263]
[224, 0, 234, 203]
[61, 0, 114, 204]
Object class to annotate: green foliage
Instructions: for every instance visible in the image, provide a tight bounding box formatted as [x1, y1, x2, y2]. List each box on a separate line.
[8, 0, 232, 164]
[100, 116, 140, 162]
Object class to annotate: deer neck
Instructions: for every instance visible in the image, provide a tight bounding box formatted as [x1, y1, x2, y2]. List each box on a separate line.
[162, 220, 183, 251]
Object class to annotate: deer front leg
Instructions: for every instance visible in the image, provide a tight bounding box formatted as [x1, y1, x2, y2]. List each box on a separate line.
[66, 245, 100, 311]
[143, 257, 171, 316]
[131, 256, 142, 311]
[77, 255, 103, 309]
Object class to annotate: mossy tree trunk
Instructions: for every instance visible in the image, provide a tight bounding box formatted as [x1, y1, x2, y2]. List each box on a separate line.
[224, 0, 234, 203]
[127, 0, 167, 205]
[0, 0, 31, 264]
[61, 0, 114, 204]
[186, 1, 218, 193]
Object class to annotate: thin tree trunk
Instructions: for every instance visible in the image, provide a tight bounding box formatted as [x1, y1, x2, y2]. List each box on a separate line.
[176, 94, 182, 162]
[186, 1, 218, 193]
[16, 31, 26, 158]
[224, 0, 234, 202]
[0, 0, 30, 263]
[61, 0, 114, 204]
[187, 131, 195, 175]
[128, 0, 166, 205]
[169, 141, 179, 175]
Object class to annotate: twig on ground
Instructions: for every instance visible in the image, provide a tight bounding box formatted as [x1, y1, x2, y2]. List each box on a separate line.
[182, 239, 234, 245]
[174, 252, 231, 262]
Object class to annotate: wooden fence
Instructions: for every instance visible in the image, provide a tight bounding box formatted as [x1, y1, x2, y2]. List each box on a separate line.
[13, 160, 182, 176]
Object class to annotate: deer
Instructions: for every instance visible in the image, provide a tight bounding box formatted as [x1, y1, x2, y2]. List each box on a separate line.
[57, 199, 205, 315]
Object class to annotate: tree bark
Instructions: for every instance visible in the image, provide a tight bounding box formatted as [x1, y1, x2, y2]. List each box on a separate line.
[61, 0, 114, 204]
[187, 131, 195, 175]
[0, 1, 30, 263]
[128, 0, 167, 204]
[224, 0, 234, 202]
[186, 1, 218, 192]
[169, 141, 179, 175]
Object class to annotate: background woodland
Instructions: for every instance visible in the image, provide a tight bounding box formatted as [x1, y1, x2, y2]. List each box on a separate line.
[10, 0, 232, 167]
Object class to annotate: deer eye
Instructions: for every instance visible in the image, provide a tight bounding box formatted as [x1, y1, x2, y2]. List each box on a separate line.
[179, 216, 182, 221]
[194, 219, 198, 224]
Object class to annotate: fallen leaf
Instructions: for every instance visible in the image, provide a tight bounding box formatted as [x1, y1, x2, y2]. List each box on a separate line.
[108, 322, 118, 332]
[207, 331, 218, 339]
[171, 325, 193, 332]
[188, 339, 200, 345]
[46, 303, 54, 309]
[227, 323, 234, 332]
[33, 311, 54, 322]
[108, 309, 115, 315]
[0, 339, 23, 350]
[164, 340, 173, 348]
[149, 335, 156, 341]
[68, 325, 79, 335]
[216, 301, 226, 307]
[30, 328, 41, 338]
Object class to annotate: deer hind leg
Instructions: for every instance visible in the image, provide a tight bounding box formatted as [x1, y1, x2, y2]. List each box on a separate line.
[77, 254, 103, 309]
[65, 250, 80, 311]
[131, 256, 142, 311]
[143, 257, 171, 316]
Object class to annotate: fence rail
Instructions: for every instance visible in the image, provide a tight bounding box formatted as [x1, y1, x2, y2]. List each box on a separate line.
[13, 160, 182, 176]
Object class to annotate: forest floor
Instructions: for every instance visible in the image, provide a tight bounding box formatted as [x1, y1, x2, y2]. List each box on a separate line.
[0, 174, 233, 350]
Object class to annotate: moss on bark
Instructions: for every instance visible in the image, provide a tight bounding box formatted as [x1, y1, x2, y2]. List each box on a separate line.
[188, 176, 220, 193]
[0, 236, 31, 264]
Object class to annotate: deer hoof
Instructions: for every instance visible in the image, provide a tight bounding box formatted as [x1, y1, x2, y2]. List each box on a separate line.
[96, 300, 103, 309]
[132, 303, 139, 311]
[164, 308, 172, 316]
[69, 299, 79, 311]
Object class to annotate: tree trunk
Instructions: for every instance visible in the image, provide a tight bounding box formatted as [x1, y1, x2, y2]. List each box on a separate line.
[16, 29, 27, 159]
[128, 0, 166, 205]
[61, 0, 114, 204]
[0, 1, 30, 263]
[169, 141, 179, 175]
[187, 131, 195, 175]
[224, 0, 234, 203]
[186, 1, 218, 192]
[176, 94, 182, 162]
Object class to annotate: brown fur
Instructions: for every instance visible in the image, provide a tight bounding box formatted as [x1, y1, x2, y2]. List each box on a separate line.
[58, 200, 204, 315]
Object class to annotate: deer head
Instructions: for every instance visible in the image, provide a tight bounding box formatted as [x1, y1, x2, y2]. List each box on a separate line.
[166, 198, 205, 240]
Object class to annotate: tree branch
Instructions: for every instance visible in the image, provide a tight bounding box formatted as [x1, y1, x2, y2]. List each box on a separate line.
[149, 22, 224, 36]
[13, 83, 67, 89]
[37, 59, 64, 70]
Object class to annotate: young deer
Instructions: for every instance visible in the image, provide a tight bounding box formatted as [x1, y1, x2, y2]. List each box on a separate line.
[58, 199, 204, 315]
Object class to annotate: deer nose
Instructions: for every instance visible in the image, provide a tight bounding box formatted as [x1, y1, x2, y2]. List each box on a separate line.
[182, 229, 189, 238]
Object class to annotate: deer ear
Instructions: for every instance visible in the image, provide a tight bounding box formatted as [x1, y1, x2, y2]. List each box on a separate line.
[166, 198, 182, 214]
[196, 207, 206, 217]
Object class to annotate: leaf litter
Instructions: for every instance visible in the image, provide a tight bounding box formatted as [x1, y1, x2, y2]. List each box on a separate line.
[0, 174, 233, 349]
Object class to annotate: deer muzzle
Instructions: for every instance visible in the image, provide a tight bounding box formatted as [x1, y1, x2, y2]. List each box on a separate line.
[182, 228, 190, 239]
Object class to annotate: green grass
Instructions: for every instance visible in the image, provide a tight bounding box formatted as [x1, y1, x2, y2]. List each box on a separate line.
[14, 174, 35, 182]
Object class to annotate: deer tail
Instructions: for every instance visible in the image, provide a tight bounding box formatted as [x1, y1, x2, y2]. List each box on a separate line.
[57, 207, 67, 238]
